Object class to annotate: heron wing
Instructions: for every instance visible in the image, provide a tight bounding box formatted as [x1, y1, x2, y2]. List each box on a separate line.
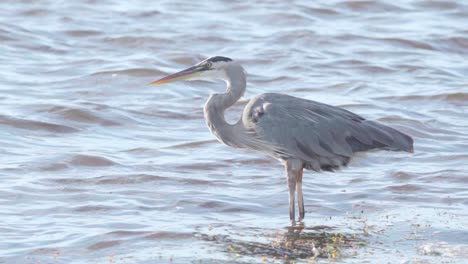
[243, 93, 413, 171]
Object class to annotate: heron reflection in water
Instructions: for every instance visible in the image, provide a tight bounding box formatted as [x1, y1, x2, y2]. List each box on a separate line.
[151, 56, 413, 222]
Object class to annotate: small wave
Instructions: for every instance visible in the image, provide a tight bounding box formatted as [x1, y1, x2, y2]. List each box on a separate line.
[386, 184, 424, 192]
[75, 205, 115, 213]
[128, 10, 161, 18]
[196, 36, 231, 43]
[335, 0, 406, 12]
[355, 65, 394, 74]
[143, 231, 193, 240]
[417, 169, 467, 184]
[199, 200, 228, 209]
[175, 162, 231, 171]
[18, 8, 49, 16]
[50, 174, 167, 185]
[105, 230, 149, 237]
[227, 157, 276, 166]
[387, 171, 416, 180]
[0, 114, 78, 133]
[380, 37, 435, 51]
[413, 1, 461, 10]
[432, 36, 468, 53]
[164, 140, 217, 149]
[68, 154, 117, 167]
[138, 109, 200, 120]
[377, 93, 468, 103]
[63, 29, 102, 37]
[48, 107, 121, 126]
[87, 240, 122, 251]
[94, 174, 166, 185]
[100, 36, 173, 48]
[90, 68, 164, 77]
[301, 7, 340, 17]
[37, 163, 69, 172]
[29, 247, 60, 255]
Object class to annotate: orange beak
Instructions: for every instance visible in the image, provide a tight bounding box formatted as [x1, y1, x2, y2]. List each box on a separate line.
[150, 65, 200, 85]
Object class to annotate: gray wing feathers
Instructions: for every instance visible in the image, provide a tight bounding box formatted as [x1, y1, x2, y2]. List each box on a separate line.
[357, 120, 414, 153]
[245, 93, 413, 171]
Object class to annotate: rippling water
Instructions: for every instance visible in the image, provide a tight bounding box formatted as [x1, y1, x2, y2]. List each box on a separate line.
[1, 0, 467, 263]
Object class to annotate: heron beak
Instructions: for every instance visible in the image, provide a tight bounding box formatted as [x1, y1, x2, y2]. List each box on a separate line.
[150, 65, 201, 85]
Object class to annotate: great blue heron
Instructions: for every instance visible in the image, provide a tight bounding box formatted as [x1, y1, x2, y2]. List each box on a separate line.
[151, 56, 413, 221]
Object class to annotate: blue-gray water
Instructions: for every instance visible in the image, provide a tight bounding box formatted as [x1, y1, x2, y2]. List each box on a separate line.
[1, 0, 467, 263]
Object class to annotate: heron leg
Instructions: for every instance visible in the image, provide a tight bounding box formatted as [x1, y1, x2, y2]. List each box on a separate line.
[286, 165, 296, 221]
[285, 159, 303, 222]
[296, 168, 305, 220]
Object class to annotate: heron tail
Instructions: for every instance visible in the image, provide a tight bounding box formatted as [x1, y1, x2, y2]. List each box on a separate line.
[364, 120, 414, 153]
[346, 120, 414, 153]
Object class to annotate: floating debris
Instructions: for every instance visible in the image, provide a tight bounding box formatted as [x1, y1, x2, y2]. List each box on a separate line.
[196, 225, 366, 261]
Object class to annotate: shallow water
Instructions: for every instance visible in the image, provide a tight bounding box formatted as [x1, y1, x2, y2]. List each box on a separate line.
[1, 0, 467, 263]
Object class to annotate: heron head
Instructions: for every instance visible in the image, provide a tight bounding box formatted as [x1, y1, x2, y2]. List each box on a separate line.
[150, 56, 234, 85]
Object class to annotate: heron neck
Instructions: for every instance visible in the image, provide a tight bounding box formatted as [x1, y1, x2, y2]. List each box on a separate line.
[220, 69, 246, 109]
[203, 66, 246, 146]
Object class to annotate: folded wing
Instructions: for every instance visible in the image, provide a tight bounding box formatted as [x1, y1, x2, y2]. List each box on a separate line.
[243, 93, 413, 171]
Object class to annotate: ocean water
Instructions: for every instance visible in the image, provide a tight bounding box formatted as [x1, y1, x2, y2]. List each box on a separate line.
[1, 0, 467, 263]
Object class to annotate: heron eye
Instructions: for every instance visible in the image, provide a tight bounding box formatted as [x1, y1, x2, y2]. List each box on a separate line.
[206, 62, 213, 68]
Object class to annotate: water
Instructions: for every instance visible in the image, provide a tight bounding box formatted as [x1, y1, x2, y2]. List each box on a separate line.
[1, 0, 467, 263]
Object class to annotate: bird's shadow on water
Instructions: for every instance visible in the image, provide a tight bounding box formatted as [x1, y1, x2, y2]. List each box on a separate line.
[196, 222, 366, 262]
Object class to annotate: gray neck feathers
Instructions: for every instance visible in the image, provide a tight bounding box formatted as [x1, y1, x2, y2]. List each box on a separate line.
[203, 64, 246, 147]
